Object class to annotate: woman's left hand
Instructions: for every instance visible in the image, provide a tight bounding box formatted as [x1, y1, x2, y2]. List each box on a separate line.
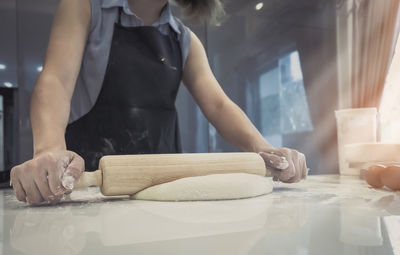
[259, 148, 308, 183]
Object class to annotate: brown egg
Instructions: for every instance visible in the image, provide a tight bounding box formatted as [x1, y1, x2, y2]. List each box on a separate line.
[381, 165, 400, 190]
[365, 165, 385, 188]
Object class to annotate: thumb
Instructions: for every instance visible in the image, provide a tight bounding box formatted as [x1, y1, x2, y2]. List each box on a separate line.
[61, 152, 85, 190]
[259, 152, 289, 170]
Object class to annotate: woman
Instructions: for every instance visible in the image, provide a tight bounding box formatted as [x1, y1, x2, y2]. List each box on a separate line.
[10, 0, 307, 205]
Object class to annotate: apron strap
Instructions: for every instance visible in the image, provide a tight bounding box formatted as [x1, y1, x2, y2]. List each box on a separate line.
[118, 7, 122, 25]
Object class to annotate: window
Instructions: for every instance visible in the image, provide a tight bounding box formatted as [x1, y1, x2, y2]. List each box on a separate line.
[246, 51, 313, 148]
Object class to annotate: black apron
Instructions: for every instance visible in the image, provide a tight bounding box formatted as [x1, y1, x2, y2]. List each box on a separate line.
[65, 7, 183, 171]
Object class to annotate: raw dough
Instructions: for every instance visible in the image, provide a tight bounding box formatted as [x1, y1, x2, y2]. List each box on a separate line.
[132, 173, 273, 201]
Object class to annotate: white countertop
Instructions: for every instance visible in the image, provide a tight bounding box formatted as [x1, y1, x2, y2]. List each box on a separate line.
[1, 175, 400, 255]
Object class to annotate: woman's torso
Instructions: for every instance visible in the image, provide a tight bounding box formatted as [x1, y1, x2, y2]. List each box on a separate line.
[69, 0, 191, 123]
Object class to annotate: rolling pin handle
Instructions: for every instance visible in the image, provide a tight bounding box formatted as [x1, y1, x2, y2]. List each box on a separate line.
[74, 170, 103, 189]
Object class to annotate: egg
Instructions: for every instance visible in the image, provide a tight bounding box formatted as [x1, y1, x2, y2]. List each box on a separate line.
[365, 165, 385, 188]
[381, 165, 400, 190]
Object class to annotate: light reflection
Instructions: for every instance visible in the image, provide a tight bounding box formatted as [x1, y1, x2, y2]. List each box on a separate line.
[340, 199, 383, 246]
[0, 64, 6, 70]
[255, 2, 264, 11]
[383, 216, 400, 255]
[290, 52, 303, 82]
[3, 82, 13, 88]
[380, 35, 400, 143]
[37, 66, 43, 72]
[8, 191, 272, 254]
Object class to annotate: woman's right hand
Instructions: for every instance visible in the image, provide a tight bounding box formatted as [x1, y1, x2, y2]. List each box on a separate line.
[10, 151, 85, 205]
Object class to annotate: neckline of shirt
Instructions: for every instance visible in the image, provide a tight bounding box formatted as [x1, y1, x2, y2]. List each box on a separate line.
[101, 0, 181, 34]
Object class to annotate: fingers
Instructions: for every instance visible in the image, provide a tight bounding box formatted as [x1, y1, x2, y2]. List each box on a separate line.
[259, 152, 289, 170]
[10, 151, 85, 205]
[47, 155, 68, 196]
[61, 152, 85, 190]
[20, 176, 44, 205]
[13, 180, 27, 202]
[299, 153, 308, 179]
[275, 149, 296, 182]
[286, 152, 302, 183]
[65, 152, 85, 179]
[262, 148, 308, 183]
[12, 164, 45, 204]
[10, 167, 27, 202]
[278, 160, 296, 182]
[34, 168, 61, 203]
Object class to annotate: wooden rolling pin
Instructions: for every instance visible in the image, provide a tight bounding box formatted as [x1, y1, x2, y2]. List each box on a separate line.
[74, 152, 272, 196]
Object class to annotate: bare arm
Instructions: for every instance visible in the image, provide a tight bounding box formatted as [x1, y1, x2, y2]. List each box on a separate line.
[11, 0, 90, 205]
[31, 0, 90, 155]
[182, 32, 307, 182]
[182, 32, 271, 153]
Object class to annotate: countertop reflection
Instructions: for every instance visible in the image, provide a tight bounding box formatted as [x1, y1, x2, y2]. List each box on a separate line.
[1, 175, 400, 255]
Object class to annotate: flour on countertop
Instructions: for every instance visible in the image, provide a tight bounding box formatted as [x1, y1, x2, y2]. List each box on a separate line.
[273, 175, 395, 202]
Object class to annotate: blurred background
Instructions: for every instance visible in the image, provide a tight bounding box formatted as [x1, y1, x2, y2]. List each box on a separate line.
[0, 0, 399, 184]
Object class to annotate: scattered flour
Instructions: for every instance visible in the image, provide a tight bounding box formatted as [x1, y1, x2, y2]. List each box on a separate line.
[273, 175, 395, 202]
